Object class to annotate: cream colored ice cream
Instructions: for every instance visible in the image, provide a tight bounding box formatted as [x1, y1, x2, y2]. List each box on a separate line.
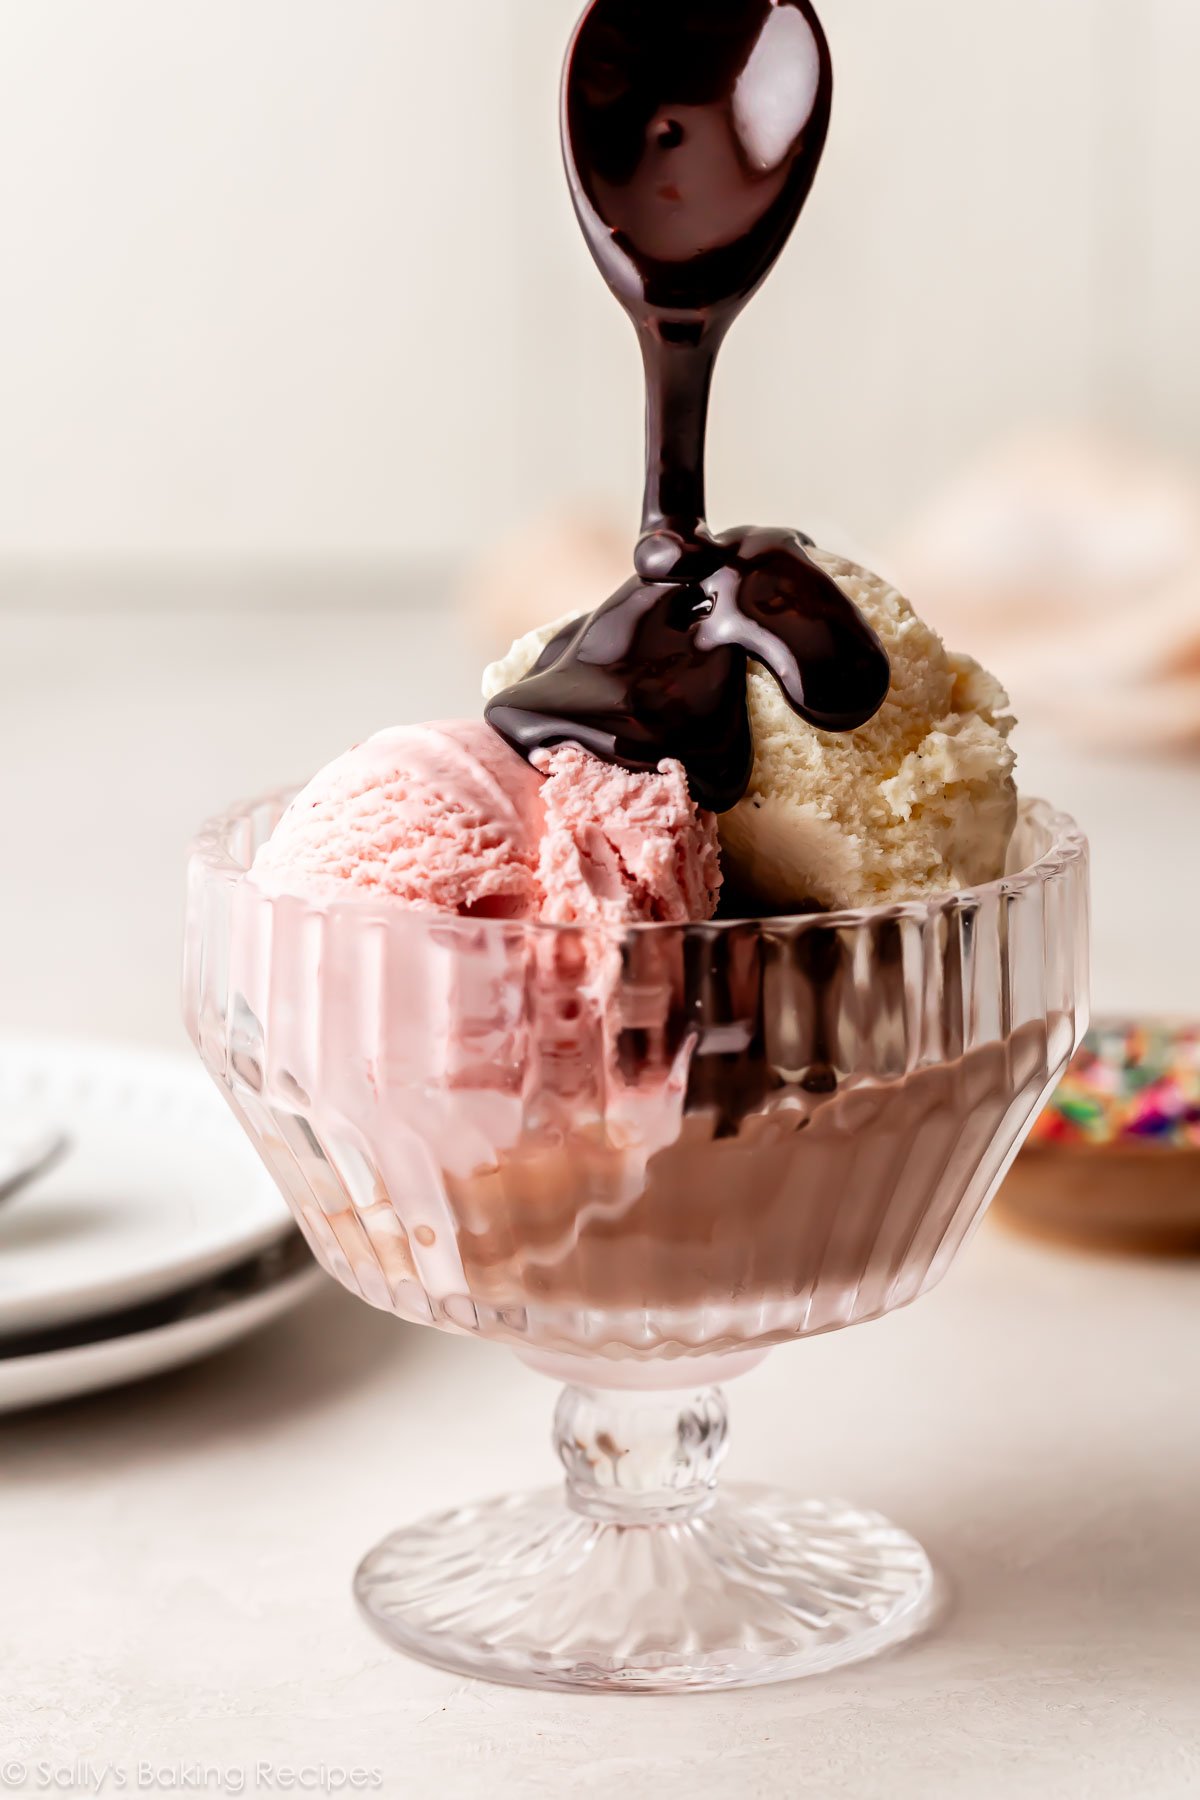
[482, 548, 1017, 911]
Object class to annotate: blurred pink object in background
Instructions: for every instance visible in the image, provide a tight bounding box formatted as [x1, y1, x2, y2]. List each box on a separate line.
[465, 507, 890, 656]
[890, 430, 1200, 752]
[463, 434, 1200, 755]
[462, 512, 628, 655]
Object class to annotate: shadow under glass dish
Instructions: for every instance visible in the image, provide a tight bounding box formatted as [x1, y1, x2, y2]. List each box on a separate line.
[185, 796, 1088, 1693]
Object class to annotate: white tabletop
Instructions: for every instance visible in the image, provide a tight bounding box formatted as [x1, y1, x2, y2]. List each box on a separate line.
[2, 1237, 1197, 1797]
[3, 596, 1200, 1796]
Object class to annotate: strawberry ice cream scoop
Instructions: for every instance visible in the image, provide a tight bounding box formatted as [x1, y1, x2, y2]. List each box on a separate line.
[250, 719, 545, 919]
[252, 719, 721, 925]
[534, 746, 721, 925]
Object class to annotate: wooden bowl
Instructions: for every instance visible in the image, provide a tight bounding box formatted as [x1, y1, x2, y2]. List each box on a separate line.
[993, 1018, 1200, 1256]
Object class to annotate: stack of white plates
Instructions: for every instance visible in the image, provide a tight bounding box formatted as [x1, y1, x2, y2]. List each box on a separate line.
[0, 1040, 322, 1414]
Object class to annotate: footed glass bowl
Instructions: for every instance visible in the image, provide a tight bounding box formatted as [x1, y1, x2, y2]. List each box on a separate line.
[184, 795, 1088, 1693]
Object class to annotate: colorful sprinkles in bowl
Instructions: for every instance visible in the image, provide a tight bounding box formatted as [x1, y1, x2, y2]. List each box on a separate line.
[1032, 1021, 1200, 1149]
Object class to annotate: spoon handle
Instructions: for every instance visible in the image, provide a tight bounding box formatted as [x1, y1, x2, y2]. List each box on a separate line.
[637, 322, 722, 550]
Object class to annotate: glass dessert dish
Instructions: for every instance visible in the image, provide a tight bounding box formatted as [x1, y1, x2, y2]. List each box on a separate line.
[185, 795, 1088, 1693]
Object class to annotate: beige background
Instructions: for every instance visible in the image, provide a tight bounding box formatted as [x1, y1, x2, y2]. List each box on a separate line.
[1, 0, 1198, 571]
[2, 11, 1199, 1785]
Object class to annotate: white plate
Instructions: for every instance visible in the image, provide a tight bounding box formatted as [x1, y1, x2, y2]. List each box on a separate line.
[0, 1242, 323, 1415]
[0, 1039, 291, 1333]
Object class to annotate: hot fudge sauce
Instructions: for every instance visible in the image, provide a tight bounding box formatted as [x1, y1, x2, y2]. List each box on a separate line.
[487, 0, 891, 811]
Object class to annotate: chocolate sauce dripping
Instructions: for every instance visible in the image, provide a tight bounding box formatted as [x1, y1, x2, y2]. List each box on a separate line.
[681, 926, 775, 1136]
[486, 0, 891, 812]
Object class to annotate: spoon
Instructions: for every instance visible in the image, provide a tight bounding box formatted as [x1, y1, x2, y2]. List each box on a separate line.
[562, 0, 833, 557]
[0, 1130, 70, 1208]
[487, 0, 890, 810]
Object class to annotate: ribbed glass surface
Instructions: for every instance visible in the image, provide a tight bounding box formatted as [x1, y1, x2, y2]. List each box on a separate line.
[185, 797, 1089, 1373]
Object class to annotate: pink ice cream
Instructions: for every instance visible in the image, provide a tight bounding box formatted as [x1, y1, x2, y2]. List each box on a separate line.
[535, 745, 721, 924]
[252, 720, 721, 925]
[251, 720, 545, 919]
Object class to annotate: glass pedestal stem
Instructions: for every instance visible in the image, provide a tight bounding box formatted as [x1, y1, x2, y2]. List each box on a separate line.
[354, 1374, 941, 1693]
[556, 1385, 728, 1525]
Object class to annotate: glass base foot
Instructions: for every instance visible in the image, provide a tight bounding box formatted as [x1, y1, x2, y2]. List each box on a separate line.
[354, 1485, 941, 1693]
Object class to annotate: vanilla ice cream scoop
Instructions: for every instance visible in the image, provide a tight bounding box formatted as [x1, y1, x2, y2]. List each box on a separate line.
[483, 548, 1017, 912]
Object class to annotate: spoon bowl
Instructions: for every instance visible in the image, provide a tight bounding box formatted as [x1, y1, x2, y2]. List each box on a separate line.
[563, 0, 832, 324]
[489, 0, 893, 802]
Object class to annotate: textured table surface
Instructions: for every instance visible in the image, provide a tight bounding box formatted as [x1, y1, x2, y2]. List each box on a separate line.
[2, 1239, 1198, 1799]
[2, 599, 1199, 1798]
